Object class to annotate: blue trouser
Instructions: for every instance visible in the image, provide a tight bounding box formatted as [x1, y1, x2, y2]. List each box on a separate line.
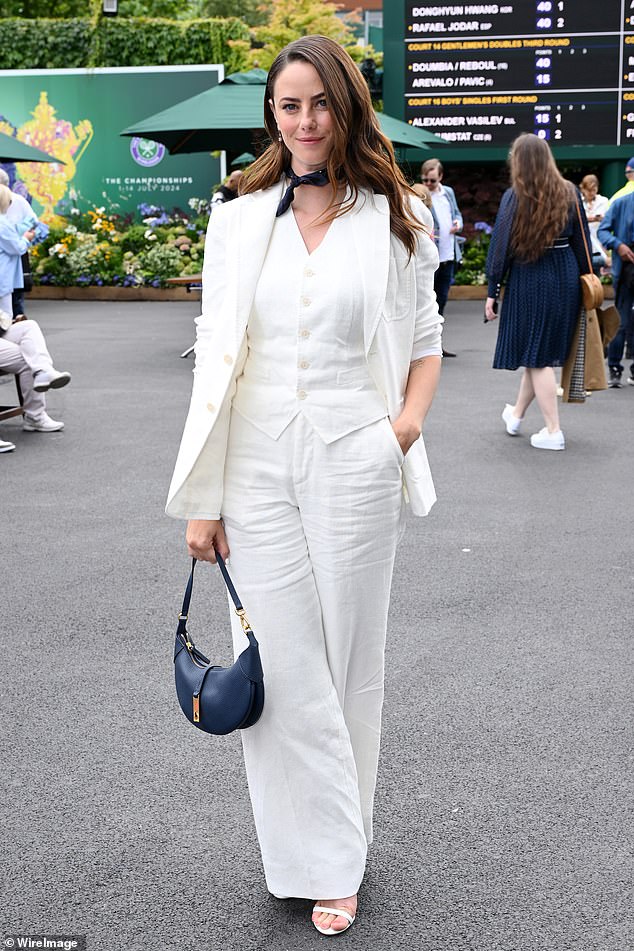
[608, 280, 634, 369]
[12, 287, 25, 317]
[434, 259, 455, 316]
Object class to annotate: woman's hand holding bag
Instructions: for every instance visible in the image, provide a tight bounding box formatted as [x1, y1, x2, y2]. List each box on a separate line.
[186, 519, 229, 563]
[173, 555, 264, 736]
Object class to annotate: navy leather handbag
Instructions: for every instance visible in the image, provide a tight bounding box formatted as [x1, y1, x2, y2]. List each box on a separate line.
[174, 555, 264, 735]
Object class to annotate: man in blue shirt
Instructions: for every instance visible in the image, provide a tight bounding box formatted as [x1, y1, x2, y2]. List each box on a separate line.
[597, 191, 634, 386]
[421, 158, 463, 358]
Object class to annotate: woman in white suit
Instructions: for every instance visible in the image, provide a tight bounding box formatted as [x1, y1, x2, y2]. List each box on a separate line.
[166, 35, 442, 935]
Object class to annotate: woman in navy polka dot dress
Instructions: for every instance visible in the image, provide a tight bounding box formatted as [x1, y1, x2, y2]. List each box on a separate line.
[485, 133, 591, 450]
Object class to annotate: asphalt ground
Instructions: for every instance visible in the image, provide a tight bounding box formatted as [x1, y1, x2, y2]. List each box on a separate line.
[1, 299, 632, 951]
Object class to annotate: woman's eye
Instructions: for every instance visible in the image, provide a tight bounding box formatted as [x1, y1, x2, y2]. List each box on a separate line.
[282, 103, 298, 112]
[316, 99, 328, 109]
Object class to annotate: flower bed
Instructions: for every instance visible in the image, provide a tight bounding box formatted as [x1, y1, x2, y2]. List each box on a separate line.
[31, 199, 210, 288]
[31, 201, 613, 291]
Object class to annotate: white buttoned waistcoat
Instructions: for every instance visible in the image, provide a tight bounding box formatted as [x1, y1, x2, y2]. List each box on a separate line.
[166, 179, 442, 520]
[233, 206, 388, 442]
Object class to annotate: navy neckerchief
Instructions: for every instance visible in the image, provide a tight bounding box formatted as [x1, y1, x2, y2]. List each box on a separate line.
[275, 168, 329, 217]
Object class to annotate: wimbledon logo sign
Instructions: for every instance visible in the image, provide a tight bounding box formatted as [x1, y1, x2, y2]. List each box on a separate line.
[130, 137, 166, 167]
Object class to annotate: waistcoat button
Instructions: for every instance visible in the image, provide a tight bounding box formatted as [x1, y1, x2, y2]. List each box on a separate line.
[297, 390, 307, 400]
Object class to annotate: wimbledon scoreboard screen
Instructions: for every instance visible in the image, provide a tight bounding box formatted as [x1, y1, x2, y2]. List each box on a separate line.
[404, 1, 634, 147]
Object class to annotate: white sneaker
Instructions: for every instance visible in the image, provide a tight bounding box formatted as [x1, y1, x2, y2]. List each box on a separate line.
[23, 412, 64, 432]
[0, 437, 15, 452]
[502, 403, 522, 435]
[33, 368, 71, 392]
[530, 427, 565, 450]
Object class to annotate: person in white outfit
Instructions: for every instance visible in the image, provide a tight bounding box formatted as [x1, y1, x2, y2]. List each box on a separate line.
[166, 35, 443, 936]
[0, 184, 71, 451]
[580, 174, 608, 274]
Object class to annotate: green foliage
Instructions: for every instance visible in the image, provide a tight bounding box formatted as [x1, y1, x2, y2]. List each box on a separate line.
[0, 18, 94, 69]
[235, 0, 360, 70]
[453, 234, 491, 286]
[118, 224, 151, 255]
[0, 15, 249, 70]
[95, 16, 249, 71]
[1, 0, 268, 21]
[116, 0, 186, 17]
[190, 0, 267, 24]
[137, 242, 183, 280]
[0, 0, 89, 16]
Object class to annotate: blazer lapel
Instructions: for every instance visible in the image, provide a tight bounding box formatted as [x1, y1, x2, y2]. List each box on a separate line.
[351, 191, 391, 353]
[234, 179, 285, 340]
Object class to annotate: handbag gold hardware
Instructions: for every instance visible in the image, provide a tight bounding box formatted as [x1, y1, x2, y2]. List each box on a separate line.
[236, 607, 253, 635]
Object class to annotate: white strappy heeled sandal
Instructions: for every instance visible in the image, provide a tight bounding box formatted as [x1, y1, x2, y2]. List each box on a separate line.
[312, 904, 356, 936]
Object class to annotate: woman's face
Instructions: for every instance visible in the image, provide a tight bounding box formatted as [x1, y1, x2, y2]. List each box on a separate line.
[270, 61, 335, 176]
[582, 180, 598, 199]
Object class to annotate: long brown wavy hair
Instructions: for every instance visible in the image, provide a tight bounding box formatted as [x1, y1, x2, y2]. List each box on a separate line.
[509, 133, 575, 262]
[240, 35, 424, 256]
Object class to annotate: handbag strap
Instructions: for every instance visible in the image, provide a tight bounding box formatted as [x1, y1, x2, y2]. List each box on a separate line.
[574, 192, 593, 274]
[177, 554, 253, 639]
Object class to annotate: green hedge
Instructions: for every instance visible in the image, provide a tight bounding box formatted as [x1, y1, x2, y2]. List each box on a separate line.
[0, 18, 94, 69]
[0, 16, 249, 71]
[95, 17, 248, 71]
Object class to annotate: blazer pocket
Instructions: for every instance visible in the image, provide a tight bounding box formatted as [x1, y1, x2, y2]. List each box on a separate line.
[381, 417, 405, 463]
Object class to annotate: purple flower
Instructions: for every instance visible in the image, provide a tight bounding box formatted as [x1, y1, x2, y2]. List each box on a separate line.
[474, 221, 493, 235]
[138, 202, 164, 218]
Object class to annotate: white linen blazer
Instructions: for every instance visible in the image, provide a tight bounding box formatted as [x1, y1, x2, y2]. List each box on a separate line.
[166, 178, 442, 520]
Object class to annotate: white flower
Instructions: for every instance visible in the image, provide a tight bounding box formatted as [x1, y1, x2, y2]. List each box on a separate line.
[95, 206, 105, 214]
[48, 243, 68, 258]
[64, 225, 78, 235]
[71, 208, 80, 216]
[144, 229, 157, 241]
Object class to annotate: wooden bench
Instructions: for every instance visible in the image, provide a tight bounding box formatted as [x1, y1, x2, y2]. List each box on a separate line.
[165, 274, 202, 293]
[0, 373, 23, 421]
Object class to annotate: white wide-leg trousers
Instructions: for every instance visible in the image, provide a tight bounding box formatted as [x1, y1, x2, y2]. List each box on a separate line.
[221, 410, 405, 900]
